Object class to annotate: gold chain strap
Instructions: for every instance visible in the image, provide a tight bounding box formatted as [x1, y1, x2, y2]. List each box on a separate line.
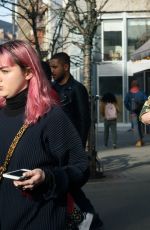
[0, 123, 29, 180]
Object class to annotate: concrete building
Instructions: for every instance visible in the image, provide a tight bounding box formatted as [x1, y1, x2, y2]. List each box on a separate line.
[0, 20, 14, 44]
[95, 0, 150, 126]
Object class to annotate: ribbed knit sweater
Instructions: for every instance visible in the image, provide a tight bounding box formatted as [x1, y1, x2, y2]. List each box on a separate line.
[0, 90, 89, 230]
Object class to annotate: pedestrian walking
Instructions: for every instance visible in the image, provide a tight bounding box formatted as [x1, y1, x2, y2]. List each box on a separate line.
[100, 92, 119, 149]
[50, 52, 103, 229]
[124, 79, 147, 147]
[0, 40, 89, 230]
[50, 52, 91, 148]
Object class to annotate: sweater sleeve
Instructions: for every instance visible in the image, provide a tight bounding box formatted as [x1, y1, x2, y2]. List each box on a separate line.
[43, 106, 89, 199]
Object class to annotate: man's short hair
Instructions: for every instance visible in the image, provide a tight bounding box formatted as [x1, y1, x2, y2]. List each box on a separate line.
[51, 52, 70, 66]
[130, 79, 139, 88]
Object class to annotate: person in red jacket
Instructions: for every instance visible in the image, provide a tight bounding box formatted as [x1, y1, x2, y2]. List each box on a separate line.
[124, 80, 147, 147]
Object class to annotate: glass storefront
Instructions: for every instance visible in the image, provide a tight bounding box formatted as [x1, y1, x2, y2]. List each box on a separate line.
[128, 18, 150, 60]
[96, 16, 150, 125]
[103, 20, 122, 61]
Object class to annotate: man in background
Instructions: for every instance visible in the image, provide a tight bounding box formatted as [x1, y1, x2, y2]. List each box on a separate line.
[50, 52, 90, 148]
[124, 79, 147, 147]
[50, 52, 103, 229]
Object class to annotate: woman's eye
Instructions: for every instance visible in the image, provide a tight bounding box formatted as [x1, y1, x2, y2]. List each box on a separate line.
[1, 69, 9, 73]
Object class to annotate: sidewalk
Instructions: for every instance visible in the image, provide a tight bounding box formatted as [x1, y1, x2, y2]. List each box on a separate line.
[84, 128, 150, 230]
[96, 128, 150, 179]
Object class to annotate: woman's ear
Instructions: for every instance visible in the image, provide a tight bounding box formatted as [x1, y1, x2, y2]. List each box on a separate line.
[25, 68, 32, 80]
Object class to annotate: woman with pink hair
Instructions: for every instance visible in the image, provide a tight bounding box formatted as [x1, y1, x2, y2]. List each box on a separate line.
[0, 40, 89, 230]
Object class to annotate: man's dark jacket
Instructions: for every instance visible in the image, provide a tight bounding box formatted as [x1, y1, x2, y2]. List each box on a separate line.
[52, 75, 91, 147]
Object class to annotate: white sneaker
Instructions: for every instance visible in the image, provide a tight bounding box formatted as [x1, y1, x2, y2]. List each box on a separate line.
[78, 213, 93, 230]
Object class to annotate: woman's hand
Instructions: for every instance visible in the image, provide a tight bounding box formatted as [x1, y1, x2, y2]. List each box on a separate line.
[141, 112, 150, 125]
[13, 169, 45, 190]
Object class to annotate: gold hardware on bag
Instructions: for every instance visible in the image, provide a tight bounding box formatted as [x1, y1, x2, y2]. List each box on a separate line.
[0, 123, 29, 180]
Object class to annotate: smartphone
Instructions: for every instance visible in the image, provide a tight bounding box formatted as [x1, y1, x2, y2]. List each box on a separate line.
[3, 169, 30, 180]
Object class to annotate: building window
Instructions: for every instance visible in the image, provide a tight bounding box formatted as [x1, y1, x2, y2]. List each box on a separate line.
[103, 20, 122, 61]
[128, 19, 150, 60]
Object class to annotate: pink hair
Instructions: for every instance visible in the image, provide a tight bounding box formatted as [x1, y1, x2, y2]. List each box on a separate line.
[0, 40, 59, 124]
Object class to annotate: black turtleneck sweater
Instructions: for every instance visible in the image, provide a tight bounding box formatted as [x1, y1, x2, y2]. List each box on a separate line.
[0, 89, 27, 165]
[0, 90, 88, 230]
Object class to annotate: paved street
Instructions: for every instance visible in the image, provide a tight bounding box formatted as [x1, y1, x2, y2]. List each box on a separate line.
[83, 127, 150, 230]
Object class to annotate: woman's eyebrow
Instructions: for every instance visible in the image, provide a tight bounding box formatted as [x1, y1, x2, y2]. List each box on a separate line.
[0, 66, 9, 69]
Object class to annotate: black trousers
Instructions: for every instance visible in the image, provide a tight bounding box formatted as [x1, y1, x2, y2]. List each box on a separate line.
[71, 188, 95, 214]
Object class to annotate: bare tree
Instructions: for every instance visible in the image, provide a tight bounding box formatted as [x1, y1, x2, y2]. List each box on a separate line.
[0, 0, 48, 57]
[60, 0, 109, 176]
[0, 0, 68, 58]
[62, 0, 109, 92]
[48, 0, 71, 56]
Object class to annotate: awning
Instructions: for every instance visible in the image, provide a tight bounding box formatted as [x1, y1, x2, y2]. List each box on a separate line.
[131, 39, 150, 61]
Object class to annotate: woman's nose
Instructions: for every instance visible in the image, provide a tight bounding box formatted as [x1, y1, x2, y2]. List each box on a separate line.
[0, 74, 2, 82]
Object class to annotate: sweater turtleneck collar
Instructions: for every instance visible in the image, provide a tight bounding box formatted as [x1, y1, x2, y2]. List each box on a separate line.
[5, 88, 28, 114]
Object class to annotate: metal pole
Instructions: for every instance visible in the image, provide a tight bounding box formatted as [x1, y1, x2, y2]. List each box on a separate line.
[89, 62, 104, 178]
